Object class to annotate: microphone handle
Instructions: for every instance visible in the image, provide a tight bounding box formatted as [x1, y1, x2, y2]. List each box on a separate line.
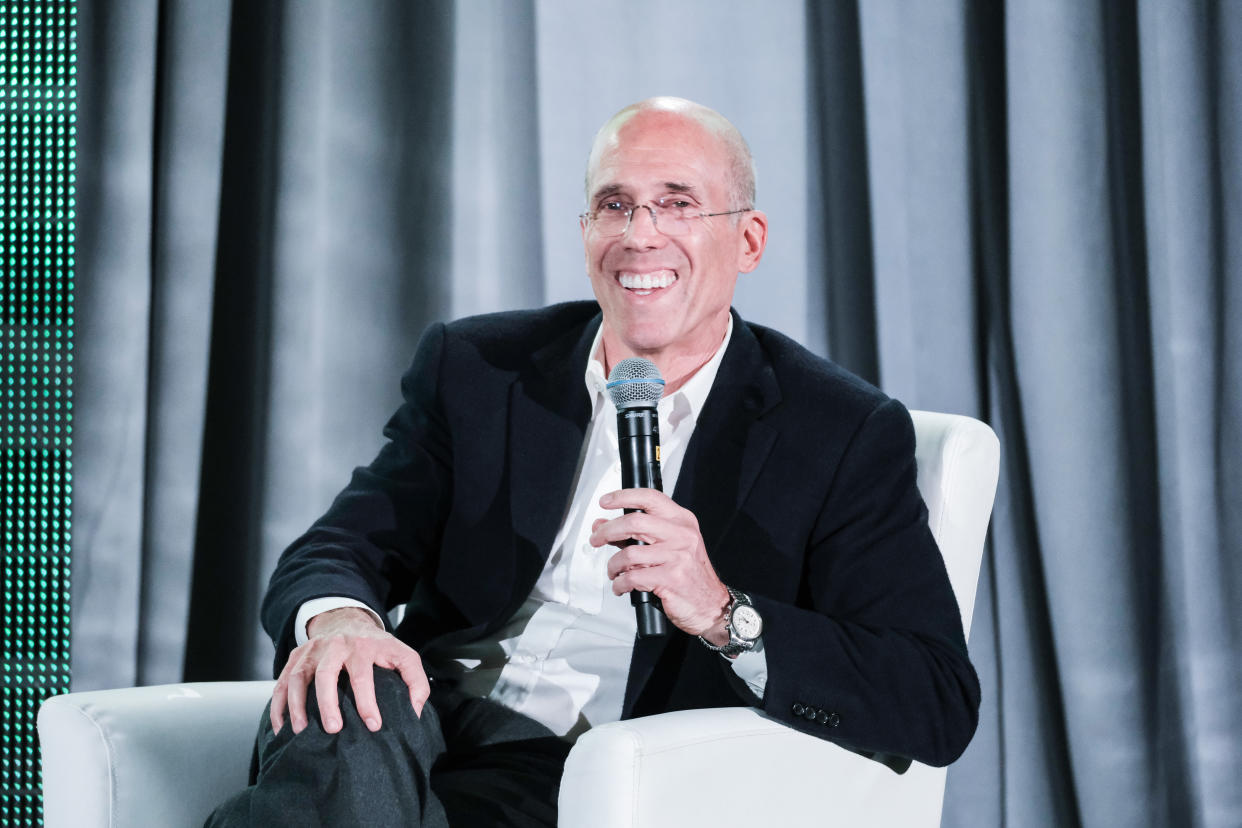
[617, 406, 667, 638]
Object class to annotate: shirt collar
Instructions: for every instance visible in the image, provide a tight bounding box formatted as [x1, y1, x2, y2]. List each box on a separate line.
[583, 314, 734, 426]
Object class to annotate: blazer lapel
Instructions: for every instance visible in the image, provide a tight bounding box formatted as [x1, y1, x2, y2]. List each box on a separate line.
[623, 313, 781, 716]
[506, 314, 601, 607]
[673, 317, 781, 557]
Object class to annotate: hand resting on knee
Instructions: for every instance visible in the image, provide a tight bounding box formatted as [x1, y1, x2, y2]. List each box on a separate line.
[270, 606, 430, 737]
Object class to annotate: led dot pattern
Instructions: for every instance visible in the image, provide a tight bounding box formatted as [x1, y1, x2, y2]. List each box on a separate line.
[0, 3, 74, 826]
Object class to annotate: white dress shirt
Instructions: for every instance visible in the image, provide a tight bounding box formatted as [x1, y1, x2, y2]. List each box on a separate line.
[297, 316, 767, 738]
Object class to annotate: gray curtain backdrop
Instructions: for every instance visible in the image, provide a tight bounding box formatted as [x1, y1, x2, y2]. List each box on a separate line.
[74, 1, 1241, 825]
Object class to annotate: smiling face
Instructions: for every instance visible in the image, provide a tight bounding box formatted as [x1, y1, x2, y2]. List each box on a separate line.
[581, 106, 767, 385]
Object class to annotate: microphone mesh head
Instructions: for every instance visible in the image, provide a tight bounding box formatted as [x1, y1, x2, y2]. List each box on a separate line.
[606, 358, 665, 409]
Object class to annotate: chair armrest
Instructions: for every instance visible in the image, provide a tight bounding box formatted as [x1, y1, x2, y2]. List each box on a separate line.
[38, 681, 275, 828]
[558, 707, 947, 828]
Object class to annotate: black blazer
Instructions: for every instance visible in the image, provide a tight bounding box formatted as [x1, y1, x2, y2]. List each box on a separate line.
[262, 301, 980, 767]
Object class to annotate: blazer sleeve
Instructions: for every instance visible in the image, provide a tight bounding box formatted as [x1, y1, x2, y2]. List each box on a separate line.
[260, 323, 454, 674]
[750, 398, 981, 768]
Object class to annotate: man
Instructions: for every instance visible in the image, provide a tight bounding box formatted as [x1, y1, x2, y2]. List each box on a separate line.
[210, 97, 978, 826]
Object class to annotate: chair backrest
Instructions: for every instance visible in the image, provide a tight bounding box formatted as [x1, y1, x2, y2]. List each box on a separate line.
[909, 410, 1000, 639]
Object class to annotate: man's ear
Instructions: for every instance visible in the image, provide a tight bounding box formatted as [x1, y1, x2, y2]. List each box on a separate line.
[581, 216, 591, 271]
[737, 210, 768, 274]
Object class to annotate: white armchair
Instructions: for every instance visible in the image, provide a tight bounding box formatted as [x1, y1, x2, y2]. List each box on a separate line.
[39, 410, 999, 828]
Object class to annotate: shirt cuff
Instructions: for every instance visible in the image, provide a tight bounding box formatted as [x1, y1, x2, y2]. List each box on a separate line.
[726, 637, 768, 699]
[294, 597, 385, 646]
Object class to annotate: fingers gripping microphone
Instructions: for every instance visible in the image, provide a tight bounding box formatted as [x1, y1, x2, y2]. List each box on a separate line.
[606, 357, 668, 638]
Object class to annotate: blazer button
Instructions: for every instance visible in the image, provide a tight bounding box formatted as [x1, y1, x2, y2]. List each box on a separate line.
[803, 707, 818, 722]
[826, 712, 841, 728]
[792, 703, 806, 717]
[816, 710, 829, 725]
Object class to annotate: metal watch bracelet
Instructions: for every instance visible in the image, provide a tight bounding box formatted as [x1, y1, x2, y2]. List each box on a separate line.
[698, 586, 761, 656]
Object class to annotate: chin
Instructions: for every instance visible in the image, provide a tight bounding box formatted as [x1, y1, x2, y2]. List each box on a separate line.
[614, 321, 678, 356]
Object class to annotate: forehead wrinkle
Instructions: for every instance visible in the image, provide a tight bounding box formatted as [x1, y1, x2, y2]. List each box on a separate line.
[590, 181, 700, 204]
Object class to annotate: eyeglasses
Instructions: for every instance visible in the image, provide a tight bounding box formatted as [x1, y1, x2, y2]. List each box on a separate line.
[580, 197, 752, 237]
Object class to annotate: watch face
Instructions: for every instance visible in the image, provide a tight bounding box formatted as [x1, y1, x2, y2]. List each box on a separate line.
[732, 605, 763, 640]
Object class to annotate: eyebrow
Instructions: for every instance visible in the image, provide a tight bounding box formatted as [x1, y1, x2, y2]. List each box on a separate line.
[589, 181, 700, 203]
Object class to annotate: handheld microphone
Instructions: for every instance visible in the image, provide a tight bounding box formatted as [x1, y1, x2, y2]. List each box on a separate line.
[606, 357, 668, 638]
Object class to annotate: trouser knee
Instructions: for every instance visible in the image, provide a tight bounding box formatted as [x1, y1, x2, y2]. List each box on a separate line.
[312, 666, 441, 746]
[240, 667, 449, 826]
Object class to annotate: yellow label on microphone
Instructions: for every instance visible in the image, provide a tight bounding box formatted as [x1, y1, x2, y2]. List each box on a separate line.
[656, 446, 661, 462]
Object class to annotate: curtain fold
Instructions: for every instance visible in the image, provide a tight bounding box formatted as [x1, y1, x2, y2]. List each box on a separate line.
[74, 0, 1242, 823]
[140, 0, 231, 687]
[183, 0, 284, 683]
[450, 0, 544, 317]
[857, 0, 980, 416]
[1138, 2, 1242, 823]
[75, 0, 161, 691]
[1005, 2, 1161, 824]
[806, 0, 878, 381]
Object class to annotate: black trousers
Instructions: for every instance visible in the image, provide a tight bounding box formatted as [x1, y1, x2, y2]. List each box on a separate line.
[206, 669, 571, 827]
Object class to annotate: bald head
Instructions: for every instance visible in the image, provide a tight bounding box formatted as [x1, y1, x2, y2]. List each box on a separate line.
[585, 97, 756, 210]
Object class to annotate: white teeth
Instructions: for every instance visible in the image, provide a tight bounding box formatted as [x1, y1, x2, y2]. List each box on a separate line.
[619, 271, 676, 290]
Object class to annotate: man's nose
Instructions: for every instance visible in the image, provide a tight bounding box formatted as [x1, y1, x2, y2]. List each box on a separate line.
[624, 205, 664, 246]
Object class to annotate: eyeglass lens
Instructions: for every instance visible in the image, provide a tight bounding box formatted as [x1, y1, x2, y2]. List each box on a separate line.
[593, 204, 693, 237]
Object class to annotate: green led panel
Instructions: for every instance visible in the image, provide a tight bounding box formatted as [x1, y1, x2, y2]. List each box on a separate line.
[0, 2, 74, 826]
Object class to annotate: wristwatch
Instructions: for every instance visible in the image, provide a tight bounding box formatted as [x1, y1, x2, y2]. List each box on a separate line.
[699, 586, 764, 657]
